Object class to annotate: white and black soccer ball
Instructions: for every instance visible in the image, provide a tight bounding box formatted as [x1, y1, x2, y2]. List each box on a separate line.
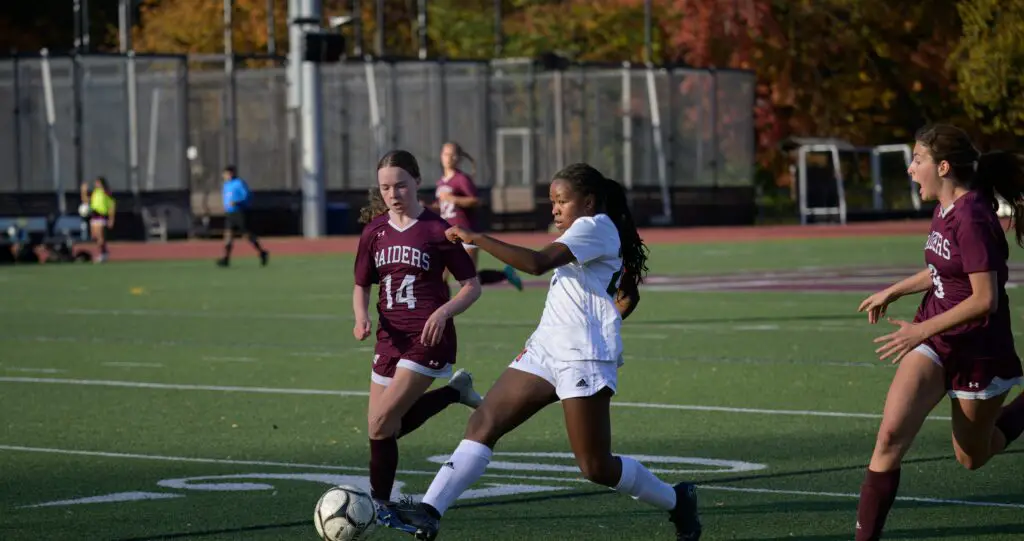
[313, 485, 377, 541]
[77, 203, 91, 218]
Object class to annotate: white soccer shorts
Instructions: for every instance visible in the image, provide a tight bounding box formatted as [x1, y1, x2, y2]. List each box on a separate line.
[508, 344, 620, 400]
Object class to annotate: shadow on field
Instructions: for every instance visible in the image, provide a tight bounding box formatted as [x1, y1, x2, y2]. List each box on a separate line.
[739, 522, 1024, 540]
[113, 522, 307, 541]
[639, 313, 865, 326]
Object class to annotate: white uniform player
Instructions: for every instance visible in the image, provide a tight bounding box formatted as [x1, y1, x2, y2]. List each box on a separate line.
[393, 163, 702, 541]
[512, 214, 625, 399]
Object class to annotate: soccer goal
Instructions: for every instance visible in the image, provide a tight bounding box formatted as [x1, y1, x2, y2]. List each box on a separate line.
[793, 138, 918, 225]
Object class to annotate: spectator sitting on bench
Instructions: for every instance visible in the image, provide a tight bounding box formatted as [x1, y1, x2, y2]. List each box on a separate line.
[81, 176, 115, 263]
[6, 225, 40, 264]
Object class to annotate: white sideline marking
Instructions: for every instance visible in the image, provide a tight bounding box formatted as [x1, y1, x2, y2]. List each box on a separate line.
[23, 491, 182, 508]
[5, 367, 65, 374]
[0, 377, 370, 398]
[202, 356, 256, 363]
[1, 445, 1019, 510]
[103, 362, 163, 368]
[0, 377, 952, 421]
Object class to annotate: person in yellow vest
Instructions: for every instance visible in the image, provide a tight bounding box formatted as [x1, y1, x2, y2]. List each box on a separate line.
[80, 176, 115, 263]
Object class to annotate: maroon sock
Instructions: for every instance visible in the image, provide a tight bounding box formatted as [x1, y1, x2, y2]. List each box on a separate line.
[478, 269, 507, 285]
[398, 386, 460, 438]
[855, 468, 901, 541]
[996, 392, 1024, 446]
[369, 437, 399, 501]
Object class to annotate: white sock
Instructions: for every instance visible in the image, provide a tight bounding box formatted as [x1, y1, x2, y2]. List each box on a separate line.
[421, 439, 493, 516]
[614, 455, 677, 510]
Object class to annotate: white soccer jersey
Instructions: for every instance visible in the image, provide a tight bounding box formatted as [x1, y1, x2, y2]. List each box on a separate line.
[525, 214, 624, 362]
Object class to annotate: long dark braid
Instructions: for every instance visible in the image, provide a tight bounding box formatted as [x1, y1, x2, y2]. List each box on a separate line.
[553, 163, 650, 291]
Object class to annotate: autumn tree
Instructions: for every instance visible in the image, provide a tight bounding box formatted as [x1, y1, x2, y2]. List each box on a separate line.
[953, 0, 1024, 136]
[132, 0, 288, 55]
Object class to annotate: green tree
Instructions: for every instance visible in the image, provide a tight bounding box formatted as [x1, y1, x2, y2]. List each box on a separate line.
[953, 0, 1024, 136]
[133, 0, 287, 55]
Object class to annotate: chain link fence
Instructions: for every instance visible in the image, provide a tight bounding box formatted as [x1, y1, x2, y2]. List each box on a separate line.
[0, 54, 754, 197]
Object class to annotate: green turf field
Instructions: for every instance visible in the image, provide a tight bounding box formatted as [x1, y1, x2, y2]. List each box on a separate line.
[2, 234, 1023, 540]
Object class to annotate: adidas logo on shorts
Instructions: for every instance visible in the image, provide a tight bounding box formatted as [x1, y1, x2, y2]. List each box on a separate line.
[575, 378, 588, 388]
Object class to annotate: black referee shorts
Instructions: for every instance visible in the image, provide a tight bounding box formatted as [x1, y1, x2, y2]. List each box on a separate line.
[225, 210, 251, 235]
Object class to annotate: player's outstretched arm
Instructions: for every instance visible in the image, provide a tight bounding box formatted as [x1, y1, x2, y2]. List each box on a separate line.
[858, 268, 932, 324]
[473, 235, 572, 275]
[887, 268, 934, 299]
[446, 225, 574, 275]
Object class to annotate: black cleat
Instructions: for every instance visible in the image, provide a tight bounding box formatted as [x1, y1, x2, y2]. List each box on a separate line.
[375, 501, 418, 534]
[669, 482, 702, 540]
[259, 250, 269, 267]
[216, 257, 229, 267]
[394, 501, 440, 540]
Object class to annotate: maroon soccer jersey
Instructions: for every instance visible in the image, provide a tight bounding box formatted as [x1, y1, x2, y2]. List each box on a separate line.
[913, 191, 1021, 393]
[435, 171, 479, 230]
[354, 210, 477, 364]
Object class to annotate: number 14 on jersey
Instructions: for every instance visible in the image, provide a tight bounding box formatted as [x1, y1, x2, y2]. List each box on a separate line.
[384, 274, 417, 309]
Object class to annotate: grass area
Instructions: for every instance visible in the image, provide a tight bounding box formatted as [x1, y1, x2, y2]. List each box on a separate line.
[1, 233, 1023, 540]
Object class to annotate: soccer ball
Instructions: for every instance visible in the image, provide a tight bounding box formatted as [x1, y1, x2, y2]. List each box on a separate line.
[313, 485, 377, 541]
[77, 203, 90, 218]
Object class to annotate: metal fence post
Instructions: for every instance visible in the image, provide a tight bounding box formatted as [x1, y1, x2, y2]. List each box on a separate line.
[12, 53, 24, 193]
[710, 69, 719, 188]
[553, 68, 564, 173]
[666, 68, 676, 187]
[73, 53, 85, 203]
[224, 0, 238, 167]
[439, 60, 448, 144]
[127, 51, 140, 201]
[620, 61, 633, 190]
[578, 67, 588, 164]
[180, 57, 191, 193]
[527, 60, 537, 185]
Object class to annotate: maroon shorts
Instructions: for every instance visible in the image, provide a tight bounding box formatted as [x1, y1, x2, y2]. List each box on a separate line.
[914, 333, 1022, 399]
[370, 327, 457, 387]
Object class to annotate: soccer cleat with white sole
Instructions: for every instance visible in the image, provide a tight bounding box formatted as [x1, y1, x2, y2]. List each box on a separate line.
[447, 369, 483, 409]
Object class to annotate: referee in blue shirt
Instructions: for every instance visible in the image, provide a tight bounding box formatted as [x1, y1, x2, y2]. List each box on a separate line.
[217, 166, 269, 267]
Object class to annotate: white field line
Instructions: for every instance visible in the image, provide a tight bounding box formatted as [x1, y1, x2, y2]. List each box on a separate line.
[0, 444, 1018, 509]
[38, 307, 868, 330]
[0, 377, 369, 398]
[0, 377, 952, 421]
[202, 356, 257, 363]
[4, 367, 65, 374]
[0, 335, 888, 369]
[102, 362, 164, 368]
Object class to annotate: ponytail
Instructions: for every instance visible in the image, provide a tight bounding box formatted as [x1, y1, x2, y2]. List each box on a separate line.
[444, 141, 477, 177]
[602, 177, 649, 291]
[458, 148, 477, 177]
[358, 187, 389, 225]
[976, 151, 1024, 247]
